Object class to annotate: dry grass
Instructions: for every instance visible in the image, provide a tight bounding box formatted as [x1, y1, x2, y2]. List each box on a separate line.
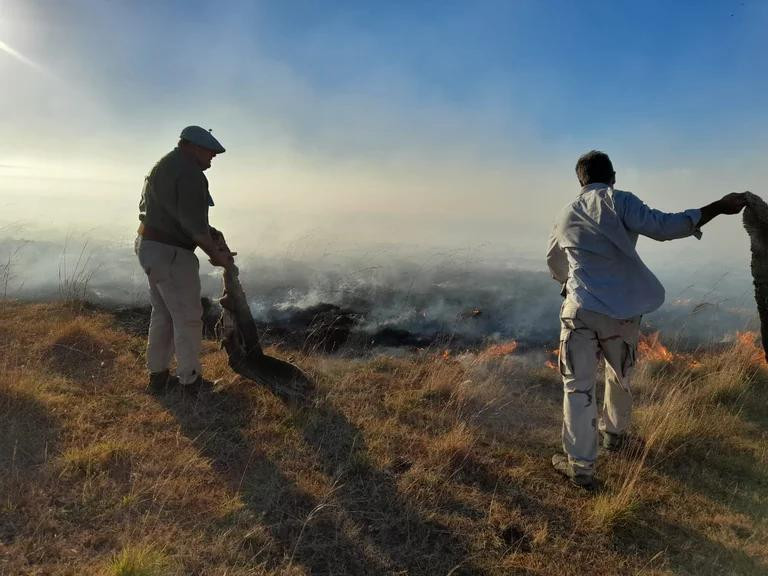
[57, 440, 134, 480]
[57, 239, 97, 309]
[107, 544, 172, 576]
[589, 334, 768, 553]
[0, 302, 766, 575]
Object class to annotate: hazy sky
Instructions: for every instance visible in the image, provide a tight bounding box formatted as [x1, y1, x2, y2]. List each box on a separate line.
[1, 0, 767, 269]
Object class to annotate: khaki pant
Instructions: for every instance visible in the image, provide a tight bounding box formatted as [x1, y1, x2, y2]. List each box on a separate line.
[558, 300, 640, 474]
[135, 237, 203, 385]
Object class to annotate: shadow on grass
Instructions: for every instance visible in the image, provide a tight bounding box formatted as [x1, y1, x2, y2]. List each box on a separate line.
[614, 515, 767, 576]
[738, 374, 768, 429]
[469, 367, 562, 452]
[158, 384, 385, 574]
[659, 440, 768, 523]
[158, 382, 483, 575]
[295, 403, 484, 575]
[0, 386, 59, 544]
[653, 371, 768, 524]
[0, 386, 58, 470]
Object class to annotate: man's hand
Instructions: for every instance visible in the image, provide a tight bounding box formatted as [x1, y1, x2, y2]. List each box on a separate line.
[209, 229, 237, 268]
[193, 228, 237, 269]
[717, 192, 749, 214]
[209, 248, 235, 268]
[698, 191, 750, 227]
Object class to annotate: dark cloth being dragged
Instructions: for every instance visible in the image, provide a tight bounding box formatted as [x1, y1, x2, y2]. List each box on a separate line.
[217, 263, 313, 400]
[743, 192, 768, 362]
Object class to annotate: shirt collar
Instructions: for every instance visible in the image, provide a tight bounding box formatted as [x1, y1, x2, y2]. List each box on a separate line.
[580, 182, 612, 195]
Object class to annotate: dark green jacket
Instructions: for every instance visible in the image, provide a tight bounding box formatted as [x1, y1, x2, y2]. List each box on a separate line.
[139, 148, 212, 249]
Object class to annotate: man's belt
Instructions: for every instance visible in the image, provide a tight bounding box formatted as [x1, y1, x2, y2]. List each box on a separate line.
[137, 223, 196, 251]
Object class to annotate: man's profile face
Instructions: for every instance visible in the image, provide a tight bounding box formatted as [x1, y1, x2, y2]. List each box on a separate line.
[188, 144, 217, 170]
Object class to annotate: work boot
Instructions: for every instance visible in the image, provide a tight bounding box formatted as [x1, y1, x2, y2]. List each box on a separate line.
[147, 370, 179, 394]
[601, 431, 626, 452]
[551, 454, 596, 490]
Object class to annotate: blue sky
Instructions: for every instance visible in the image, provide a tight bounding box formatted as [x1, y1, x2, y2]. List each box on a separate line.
[40, 0, 768, 153]
[1, 0, 766, 264]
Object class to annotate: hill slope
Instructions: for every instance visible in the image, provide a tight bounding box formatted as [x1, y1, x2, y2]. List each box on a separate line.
[1, 302, 767, 575]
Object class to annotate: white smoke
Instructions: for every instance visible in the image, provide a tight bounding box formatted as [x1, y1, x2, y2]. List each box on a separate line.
[1, 236, 758, 347]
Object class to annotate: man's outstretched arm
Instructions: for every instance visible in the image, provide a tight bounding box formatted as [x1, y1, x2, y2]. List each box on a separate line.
[697, 192, 749, 228]
[618, 190, 748, 241]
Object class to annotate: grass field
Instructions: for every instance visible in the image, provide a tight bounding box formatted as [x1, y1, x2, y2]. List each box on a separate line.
[1, 301, 766, 575]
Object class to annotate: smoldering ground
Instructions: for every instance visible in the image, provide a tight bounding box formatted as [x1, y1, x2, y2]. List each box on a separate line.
[0, 236, 759, 352]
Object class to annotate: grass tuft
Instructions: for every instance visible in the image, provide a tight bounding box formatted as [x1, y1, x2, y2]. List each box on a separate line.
[590, 490, 643, 531]
[57, 440, 133, 479]
[431, 421, 476, 473]
[107, 545, 171, 576]
[45, 318, 117, 380]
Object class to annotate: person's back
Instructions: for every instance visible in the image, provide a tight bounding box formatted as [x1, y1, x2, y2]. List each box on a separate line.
[547, 150, 747, 489]
[549, 182, 701, 319]
[139, 147, 211, 251]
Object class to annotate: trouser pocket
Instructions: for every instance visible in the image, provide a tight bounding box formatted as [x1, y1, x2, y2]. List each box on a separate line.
[559, 323, 574, 377]
[620, 339, 637, 378]
[618, 316, 640, 378]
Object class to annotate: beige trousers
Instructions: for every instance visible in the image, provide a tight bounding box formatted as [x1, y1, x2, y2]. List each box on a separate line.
[135, 237, 203, 385]
[558, 300, 640, 474]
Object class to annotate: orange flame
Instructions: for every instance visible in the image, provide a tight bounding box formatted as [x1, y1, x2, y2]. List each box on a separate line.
[734, 331, 766, 364]
[544, 332, 714, 372]
[638, 332, 674, 363]
[479, 340, 518, 360]
[545, 347, 560, 372]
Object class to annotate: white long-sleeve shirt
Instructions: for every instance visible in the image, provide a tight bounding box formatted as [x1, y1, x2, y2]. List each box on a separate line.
[547, 183, 702, 319]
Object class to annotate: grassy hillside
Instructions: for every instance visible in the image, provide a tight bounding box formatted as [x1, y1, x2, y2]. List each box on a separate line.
[1, 302, 766, 575]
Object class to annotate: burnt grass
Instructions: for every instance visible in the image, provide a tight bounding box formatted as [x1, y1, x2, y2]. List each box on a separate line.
[0, 301, 767, 575]
[111, 298, 544, 356]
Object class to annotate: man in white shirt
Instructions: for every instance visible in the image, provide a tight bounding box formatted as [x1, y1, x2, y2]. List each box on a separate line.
[547, 150, 747, 488]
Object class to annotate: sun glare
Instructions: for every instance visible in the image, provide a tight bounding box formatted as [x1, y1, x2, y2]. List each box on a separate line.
[0, 37, 43, 71]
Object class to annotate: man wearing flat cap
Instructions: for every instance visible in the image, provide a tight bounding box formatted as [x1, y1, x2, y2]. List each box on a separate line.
[135, 126, 235, 393]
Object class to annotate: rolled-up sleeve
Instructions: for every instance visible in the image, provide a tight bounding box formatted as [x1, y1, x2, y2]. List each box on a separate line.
[616, 191, 702, 241]
[176, 171, 210, 238]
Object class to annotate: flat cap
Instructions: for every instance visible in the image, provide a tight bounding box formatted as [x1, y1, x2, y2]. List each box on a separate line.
[179, 125, 226, 153]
